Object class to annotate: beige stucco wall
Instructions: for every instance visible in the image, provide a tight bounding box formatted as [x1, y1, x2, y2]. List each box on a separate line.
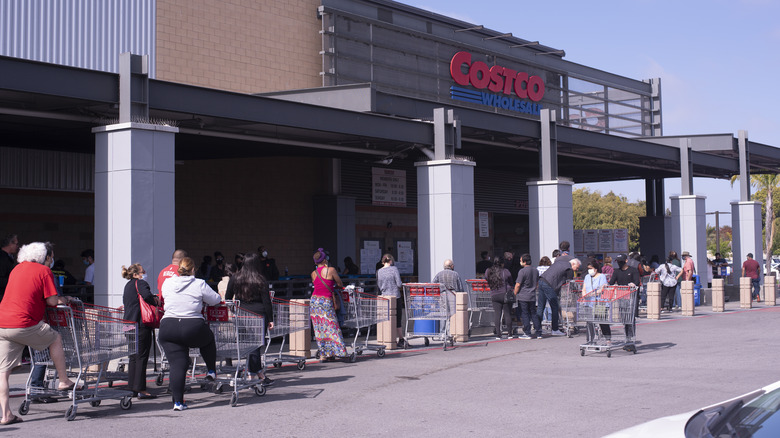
[156, 0, 322, 93]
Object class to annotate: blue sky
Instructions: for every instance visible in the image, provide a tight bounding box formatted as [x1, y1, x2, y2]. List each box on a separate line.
[400, 0, 780, 226]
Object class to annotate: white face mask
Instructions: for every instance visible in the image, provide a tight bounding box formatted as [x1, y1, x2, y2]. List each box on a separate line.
[588, 268, 596, 276]
[262, 251, 268, 258]
[141, 273, 148, 281]
[49, 260, 55, 268]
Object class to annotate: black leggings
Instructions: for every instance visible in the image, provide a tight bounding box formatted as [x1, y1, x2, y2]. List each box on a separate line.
[661, 284, 676, 310]
[128, 325, 153, 393]
[491, 293, 513, 335]
[158, 318, 217, 404]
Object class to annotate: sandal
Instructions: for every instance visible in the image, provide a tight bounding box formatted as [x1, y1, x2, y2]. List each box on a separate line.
[1, 415, 23, 426]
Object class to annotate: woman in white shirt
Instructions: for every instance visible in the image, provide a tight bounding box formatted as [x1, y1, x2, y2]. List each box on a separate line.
[158, 257, 222, 411]
[655, 256, 682, 312]
[583, 259, 608, 342]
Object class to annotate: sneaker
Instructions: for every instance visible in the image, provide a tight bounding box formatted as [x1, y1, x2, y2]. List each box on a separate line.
[205, 371, 216, 381]
[173, 402, 188, 411]
[261, 377, 275, 387]
[516, 334, 532, 340]
[551, 330, 566, 336]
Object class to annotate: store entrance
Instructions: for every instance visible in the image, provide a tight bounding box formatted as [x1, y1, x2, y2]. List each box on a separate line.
[493, 213, 530, 257]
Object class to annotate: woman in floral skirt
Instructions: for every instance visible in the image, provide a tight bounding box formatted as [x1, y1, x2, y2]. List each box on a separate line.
[309, 248, 347, 361]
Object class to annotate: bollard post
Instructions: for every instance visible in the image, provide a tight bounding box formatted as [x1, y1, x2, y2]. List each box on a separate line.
[681, 280, 695, 316]
[739, 277, 752, 309]
[377, 296, 397, 350]
[450, 292, 469, 342]
[289, 299, 312, 358]
[646, 282, 661, 320]
[712, 278, 725, 312]
[765, 276, 777, 306]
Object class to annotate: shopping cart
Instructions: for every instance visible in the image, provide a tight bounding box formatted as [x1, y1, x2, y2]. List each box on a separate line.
[83, 303, 131, 388]
[639, 273, 659, 309]
[341, 285, 389, 362]
[205, 301, 268, 406]
[560, 279, 584, 337]
[264, 297, 310, 370]
[465, 279, 494, 335]
[577, 285, 638, 357]
[402, 283, 454, 350]
[20, 302, 136, 421]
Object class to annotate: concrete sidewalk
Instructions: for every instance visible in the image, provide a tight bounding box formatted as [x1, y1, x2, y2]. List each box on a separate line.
[5, 301, 780, 437]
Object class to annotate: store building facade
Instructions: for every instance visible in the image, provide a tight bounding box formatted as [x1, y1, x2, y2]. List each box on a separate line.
[1, 0, 777, 306]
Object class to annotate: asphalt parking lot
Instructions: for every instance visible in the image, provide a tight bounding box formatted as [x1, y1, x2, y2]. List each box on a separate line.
[6, 302, 780, 437]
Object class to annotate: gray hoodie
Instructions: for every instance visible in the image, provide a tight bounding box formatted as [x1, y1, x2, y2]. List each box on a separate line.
[161, 275, 222, 319]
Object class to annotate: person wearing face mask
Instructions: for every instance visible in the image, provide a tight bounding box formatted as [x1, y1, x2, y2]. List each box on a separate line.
[606, 253, 641, 342]
[80, 249, 95, 285]
[121, 263, 159, 400]
[582, 259, 608, 342]
[257, 246, 280, 281]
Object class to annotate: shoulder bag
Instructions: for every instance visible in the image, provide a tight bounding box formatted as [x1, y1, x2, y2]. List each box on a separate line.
[137, 280, 163, 328]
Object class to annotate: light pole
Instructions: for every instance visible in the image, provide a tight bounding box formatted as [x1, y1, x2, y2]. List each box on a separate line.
[706, 211, 731, 256]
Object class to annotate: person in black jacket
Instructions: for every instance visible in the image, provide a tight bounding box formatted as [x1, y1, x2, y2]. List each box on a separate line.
[226, 252, 275, 386]
[122, 263, 160, 399]
[0, 234, 19, 302]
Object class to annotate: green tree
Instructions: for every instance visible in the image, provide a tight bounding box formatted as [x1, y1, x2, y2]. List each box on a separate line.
[706, 224, 731, 257]
[731, 174, 780, 277]
[572, 188, 645, 252]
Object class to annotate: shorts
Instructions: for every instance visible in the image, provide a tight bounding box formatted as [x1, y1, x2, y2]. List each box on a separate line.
[0, 321, 59, 372]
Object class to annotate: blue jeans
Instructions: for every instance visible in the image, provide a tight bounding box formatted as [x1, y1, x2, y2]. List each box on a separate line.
[517, 300, 541, 337]
[673, 283, 681, 307]
[537, 280, 560, 332]
[752, 279, 760, 300]
[31, 364, 47, 388]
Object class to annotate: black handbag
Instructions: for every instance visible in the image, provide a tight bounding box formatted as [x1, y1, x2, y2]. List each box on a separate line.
[504, 289, 516, 304]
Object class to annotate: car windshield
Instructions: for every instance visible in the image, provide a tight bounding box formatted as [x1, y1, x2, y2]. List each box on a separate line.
[687, 387, 780, 437]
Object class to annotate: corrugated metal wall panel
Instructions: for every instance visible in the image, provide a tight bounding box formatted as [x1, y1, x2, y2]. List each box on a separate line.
[0, 0, 155, 76]
[0, 147, 94, 192]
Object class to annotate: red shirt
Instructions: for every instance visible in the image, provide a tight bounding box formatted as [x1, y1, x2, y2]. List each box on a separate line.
[157, 264, 178, 293]
[682, 258, 695, 281]
[0, 262, 59, 328]
[742, 259, 760, 280]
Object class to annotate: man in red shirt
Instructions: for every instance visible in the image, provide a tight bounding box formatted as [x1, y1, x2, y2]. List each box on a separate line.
[157, 249, 188, 293]
[742, 253, 761, 301]
[0, 242, 77, 425]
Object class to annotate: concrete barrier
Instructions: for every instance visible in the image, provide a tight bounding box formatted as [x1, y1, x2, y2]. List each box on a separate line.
[451, 292, 469, 342]
[289, 299, 312, 358]
[377, 296, 397, 350]
[646, 282, 661, 320]
[765, 276, 777, 306]
[739, 277, 752, 309]
[711, 278, 725, 312]
[681, 280, 695, 316]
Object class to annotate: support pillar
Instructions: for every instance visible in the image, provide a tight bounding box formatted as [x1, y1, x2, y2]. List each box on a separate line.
[377, 296, 397, 350]
[765, 276, 777, 306]
[416, 159, 476, 282]
[313, 195, 356, 274]
[670, 195, 707, 284]
[730, 201, 763, 280]
[527, 180, 574, 267]
[712, 278, 725, 312]
[289, 299, 312, 358]
[93, 123, 177, 307]
[739, 277, 753, 309]
[646, 282, 661, 320]
[681, 280, 695, 316]
[450, 292, 469, 342]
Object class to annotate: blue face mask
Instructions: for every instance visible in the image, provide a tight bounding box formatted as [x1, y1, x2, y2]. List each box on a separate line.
[83, 259, 90, 266]
[141, 273, 148, 281]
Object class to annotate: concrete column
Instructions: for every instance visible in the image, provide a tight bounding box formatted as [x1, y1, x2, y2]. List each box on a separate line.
[93, 123, 177, 307]
[377, 296, 397, 350]
[639, 216, 672, 264]
[450, 292, 469, 342]
[730, 201, 763, 280]
[681, 280, 695, 316]
[670, 195, 707, 283]
[712, 278, 725, 312]
[646, 282, 661, 320]
[312, 195, 356, 270]
[527, 180, 574, 267]
[289, 299, 311, 358]
[740, 277, 752, 309]
[416, 159, 476, 282]
[765, 276, 777, 306]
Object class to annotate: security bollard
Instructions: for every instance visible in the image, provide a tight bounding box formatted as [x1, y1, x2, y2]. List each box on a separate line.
[377, 296, 398, 350]
[646, 282, 661, 320]
[765, 276, 777, 306]
[450, 292, 469, 343]
[290, 299, 312, 358]
[739, 277, 752, 309]
[712, 278, 725, 312]
[681, 280, 695, 316]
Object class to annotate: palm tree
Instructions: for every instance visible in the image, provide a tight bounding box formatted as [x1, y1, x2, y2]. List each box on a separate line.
[731, 174, 780, 278]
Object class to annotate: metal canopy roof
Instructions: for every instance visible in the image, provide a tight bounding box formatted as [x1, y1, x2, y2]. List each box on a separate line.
[1, 55, 778, 184]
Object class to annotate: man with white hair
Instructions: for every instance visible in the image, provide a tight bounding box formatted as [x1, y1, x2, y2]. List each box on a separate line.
[433, 259, 465, 315]
[0, 242, 78, 425]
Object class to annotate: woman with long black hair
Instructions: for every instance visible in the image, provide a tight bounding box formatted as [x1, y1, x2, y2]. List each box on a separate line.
[225, 252, 275, 386]
[486, 256, 514, 339]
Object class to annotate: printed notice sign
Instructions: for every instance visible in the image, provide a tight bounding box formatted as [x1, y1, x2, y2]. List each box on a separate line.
[598, 229, 613, 252]
[583, 230, 599, 253]
[573, 229, 584, 253]
[478, 212, 489, 237]
[372, 168, 406, 207]
[613, 229, 629, 252]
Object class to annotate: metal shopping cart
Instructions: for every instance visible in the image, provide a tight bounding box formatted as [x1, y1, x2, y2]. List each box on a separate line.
[577, 285, 638, 357]
[560, 279, 584, 337]
[83, 303, 132, 388]
[639, 273, 659, 310]
[264, 297, 310, 370]
[204, 301, 268, 406]
[20, 302, 136, 421]
[341, 285, 389, 362]
[465, 279, 494, 336]
[402, 283, 454, 350]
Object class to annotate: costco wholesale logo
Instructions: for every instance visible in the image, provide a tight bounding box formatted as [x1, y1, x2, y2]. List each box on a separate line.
[449, 51, 544, 115]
